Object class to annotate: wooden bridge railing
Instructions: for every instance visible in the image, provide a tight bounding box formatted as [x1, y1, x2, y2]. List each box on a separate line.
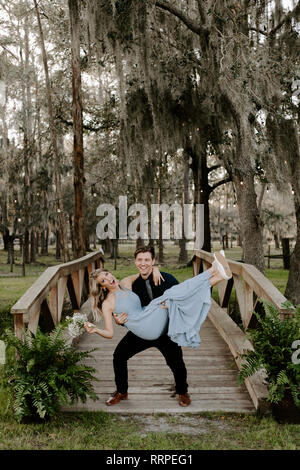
[192, 250, 294, 412]
[11, 251, 104, 339]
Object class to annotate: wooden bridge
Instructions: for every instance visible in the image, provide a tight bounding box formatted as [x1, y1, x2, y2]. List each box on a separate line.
[10, 250, 293, 414]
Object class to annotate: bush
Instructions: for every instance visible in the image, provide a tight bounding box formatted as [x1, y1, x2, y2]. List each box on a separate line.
[1, 323, 99, 422]
[0, 306, 14, 338]
[238, 301, 300, 409]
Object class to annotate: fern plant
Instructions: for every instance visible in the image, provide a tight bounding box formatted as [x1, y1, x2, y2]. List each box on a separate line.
[1, 323, 99, 422]
[238, 301, 300, 409]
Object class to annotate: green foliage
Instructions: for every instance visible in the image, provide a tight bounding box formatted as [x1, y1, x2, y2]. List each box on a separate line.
[1, 324, 99, 422]
[238, 301, 300, 408]
[0, 305, 14, 337]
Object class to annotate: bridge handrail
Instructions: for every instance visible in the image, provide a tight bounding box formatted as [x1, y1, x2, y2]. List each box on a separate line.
[11, 250, 104, 338]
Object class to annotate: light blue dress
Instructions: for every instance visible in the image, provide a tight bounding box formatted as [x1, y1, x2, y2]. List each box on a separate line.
[113, 270, 212, 348]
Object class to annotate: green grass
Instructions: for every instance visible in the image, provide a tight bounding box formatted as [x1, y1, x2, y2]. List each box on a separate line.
[265, 268, 290, 295]
[0, 410, 298, 450]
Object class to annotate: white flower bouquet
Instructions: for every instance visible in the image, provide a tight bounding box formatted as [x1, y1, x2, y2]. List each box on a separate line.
[66, 312, 89, 339]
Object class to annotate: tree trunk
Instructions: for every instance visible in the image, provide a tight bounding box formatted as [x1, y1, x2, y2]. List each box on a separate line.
[233, 172, 265, 273]
[7, 236, 14, 266]
[103, 238, 112, 256]
[281, 238, 291, 270]
[24, 229, 30, 264]
[20, 235, 25, 277]
[136, 236, 145, 250]
[40, 230, 45, 255]
[274, 233, 280, 250]
[40, 227, 49, 255]
[284, 127, 300, 304]
[110, 239, 119, 259]
[157, 186, 164, 263]
[2, 226, 9, 251]
[69, 214, 75, 255]
[36, 231, 40, 255]
[55, 230, 61, 260]
[285, 203, 300, 304]
[20, 12, 32, 267]
[178, 157, 189, 263]
[68, 0, 86, 259]
[86, 232, 92, 252]
[265, 113, 300, 303]
[190, 147, 211, 252]
[221, 89, 265, 272]
[30, 230, 36, 263]
[34, 0, 69, 263]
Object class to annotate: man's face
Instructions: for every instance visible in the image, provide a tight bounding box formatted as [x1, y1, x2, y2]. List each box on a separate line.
[134, 252, 155, 278]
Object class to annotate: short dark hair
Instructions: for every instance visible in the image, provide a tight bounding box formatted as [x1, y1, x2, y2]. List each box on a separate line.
[134, 245, 155, 259]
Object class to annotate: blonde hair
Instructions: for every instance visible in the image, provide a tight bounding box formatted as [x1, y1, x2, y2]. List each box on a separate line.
[89, 268, 112, 321]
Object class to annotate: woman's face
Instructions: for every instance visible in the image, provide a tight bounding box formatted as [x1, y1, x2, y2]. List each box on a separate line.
[97, 271, 118, 289]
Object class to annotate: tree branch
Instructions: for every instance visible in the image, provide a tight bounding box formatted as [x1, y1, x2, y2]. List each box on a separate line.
[269, 2, 300, 35]
[0, 44, 19, 60]
[56, 114, 118, 132]
[248, 27, 268, 37]
[153, 0, 207, 36]
[208, 164, 221, 173]
[196, 0, 207, 25]
[209, 176, 232, 193]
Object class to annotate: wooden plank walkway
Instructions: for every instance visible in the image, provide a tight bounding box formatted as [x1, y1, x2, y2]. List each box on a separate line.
[64, 317, 256, 414]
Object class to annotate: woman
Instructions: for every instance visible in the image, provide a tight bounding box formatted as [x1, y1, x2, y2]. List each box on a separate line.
[84, 251, 232, 348]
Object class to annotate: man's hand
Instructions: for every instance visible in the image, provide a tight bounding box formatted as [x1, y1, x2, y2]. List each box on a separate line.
[152, 266, 165, 286]
[113, 313, 128, 325]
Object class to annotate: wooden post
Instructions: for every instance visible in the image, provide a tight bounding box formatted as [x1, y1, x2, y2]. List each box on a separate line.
[28, 307, 41, 335]
[193, 257, 201, 277]
[233, 275, 254, 330]
[67, 274, 79, 310]
[14, 314, 25, 340]
[40, 299, 55, 332]
[49, 285, 58, 325]
[57, 276, 67, 323]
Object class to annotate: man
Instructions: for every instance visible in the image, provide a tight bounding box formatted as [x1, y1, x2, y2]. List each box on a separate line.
[106, 245, 191, 407]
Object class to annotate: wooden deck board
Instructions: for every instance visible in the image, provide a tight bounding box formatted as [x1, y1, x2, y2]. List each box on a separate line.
[63, 317, 256, 414]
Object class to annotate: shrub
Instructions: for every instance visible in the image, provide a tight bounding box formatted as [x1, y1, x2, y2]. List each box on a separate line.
[238, 301, 300, 409]
[0, 305, 14, 337]
[1, 323, 99, 422]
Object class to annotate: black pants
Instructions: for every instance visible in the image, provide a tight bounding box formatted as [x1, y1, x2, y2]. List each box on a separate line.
[113, 331, 188, 394]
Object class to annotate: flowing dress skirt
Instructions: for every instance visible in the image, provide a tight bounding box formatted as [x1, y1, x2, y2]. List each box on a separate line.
[144, 270, 212, 348]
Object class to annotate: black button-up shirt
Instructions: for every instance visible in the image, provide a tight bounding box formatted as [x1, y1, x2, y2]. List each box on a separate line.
[132, 271, 179, 307]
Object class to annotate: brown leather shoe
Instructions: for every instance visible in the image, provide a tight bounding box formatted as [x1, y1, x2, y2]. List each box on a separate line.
[106, 391, 128, 406]
[178, 392, 191, 407]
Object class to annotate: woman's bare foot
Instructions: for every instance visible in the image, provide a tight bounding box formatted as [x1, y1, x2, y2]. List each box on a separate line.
[212, 251, 232, 280]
